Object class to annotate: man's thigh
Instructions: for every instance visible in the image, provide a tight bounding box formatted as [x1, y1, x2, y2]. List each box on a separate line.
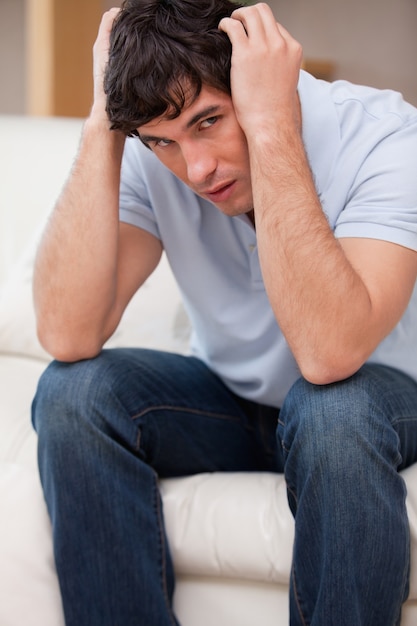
[35, 347, 282, 478]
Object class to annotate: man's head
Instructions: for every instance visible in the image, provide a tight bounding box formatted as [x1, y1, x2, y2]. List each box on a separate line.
[105, 0, 244, 136]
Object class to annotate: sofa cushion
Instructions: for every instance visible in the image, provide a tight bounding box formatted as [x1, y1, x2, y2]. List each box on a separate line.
[0, 232, 50, 362]
[0, 463, 65, 626]
[0, 356, 45, 468]
[161, 472, 295, 585]
[0, 115, 84, 286]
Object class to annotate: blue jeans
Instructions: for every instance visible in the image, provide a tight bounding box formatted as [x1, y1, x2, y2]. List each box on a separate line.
[32, 349, 417, 625]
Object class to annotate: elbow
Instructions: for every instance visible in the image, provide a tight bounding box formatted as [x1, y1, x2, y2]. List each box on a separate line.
[36, 322, 103, 363]
[34, 298, 118, 362]
[297, 350, 367, 387]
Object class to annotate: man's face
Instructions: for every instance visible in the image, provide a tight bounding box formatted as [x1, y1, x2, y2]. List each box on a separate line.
[137, 85, 253, 217]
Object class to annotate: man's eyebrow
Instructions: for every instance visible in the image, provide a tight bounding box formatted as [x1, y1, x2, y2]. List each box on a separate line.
[138, 132, 166, 145]
[185, 105, 222, 129]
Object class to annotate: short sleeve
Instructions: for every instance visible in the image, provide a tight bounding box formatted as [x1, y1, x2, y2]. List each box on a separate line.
[334, 118, 417, 251]
[119, 137, 161, 240]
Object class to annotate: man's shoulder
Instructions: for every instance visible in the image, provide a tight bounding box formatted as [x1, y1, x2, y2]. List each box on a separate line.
[300, 70, 417, 126]
[332, 81, 417, 124]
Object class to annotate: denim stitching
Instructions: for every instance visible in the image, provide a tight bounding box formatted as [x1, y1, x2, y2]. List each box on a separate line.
[130, 404, 241, 422]
[392, 415, 417, 427]
[286, 484, 298, 506]
[153, 469, 178, 626]
[292, 565, 309, 626]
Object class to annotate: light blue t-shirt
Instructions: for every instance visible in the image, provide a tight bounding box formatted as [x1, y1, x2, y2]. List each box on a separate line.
[119, 70, 417, 407]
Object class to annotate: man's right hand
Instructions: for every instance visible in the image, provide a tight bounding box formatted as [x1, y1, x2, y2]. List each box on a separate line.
[92, 8, 121, 117]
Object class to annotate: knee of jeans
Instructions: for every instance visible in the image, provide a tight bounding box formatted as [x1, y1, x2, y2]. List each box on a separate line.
[279, 371, 400, 471]
[32, 352, 118, 442]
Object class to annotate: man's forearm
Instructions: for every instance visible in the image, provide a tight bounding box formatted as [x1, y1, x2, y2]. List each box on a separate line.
[33, 111, 126, 361]
[250, 123, 375, 383]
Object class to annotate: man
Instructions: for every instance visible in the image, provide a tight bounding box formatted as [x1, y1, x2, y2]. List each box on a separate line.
[31, 0, 417, 624]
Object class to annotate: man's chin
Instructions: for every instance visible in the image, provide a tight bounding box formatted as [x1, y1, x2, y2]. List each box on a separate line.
[198, 182, 253, 217]
[214, 201, 254, 219]
[207, 192, 254, 218]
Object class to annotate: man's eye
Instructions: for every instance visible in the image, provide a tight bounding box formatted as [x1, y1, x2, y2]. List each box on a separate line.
[156, 138, 173, 148]
[200, 116, 218, 129]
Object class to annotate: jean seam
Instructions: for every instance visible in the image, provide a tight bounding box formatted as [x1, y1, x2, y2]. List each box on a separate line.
[287, 484, 298, 506]
[153, 469, 177, 626]
[130, 404, 242, 422]
[392, 415, 417, 427]
[292, 565, 309, 626]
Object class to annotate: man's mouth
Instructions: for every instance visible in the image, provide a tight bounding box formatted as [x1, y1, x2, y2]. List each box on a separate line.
[203, 181, 236, 203]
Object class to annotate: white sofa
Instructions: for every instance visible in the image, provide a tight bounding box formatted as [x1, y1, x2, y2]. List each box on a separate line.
[1, 114, 417, 626]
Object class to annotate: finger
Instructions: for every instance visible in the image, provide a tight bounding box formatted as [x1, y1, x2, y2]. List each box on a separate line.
[103, 7, 121, 24]
[225, 3, 277, 40]
[97, 7, 121, 40]
[93, 8, 121, 97]
[218, 15, 249, 43]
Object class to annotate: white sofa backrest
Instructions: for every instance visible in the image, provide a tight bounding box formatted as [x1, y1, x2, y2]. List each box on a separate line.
[0, 115, 84, 288]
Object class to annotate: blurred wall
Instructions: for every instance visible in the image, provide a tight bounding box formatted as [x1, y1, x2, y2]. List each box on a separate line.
[1, 0, 416, 115]
[103, 0, 122, 8]
[0, 0, 26, 114]
[269, 0, 417, 104]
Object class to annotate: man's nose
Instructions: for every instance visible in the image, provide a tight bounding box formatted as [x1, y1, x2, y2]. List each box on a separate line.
[183, 143, 217, 185]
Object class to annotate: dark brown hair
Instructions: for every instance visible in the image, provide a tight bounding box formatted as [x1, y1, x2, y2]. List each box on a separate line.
[104, 0, 245, 136]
